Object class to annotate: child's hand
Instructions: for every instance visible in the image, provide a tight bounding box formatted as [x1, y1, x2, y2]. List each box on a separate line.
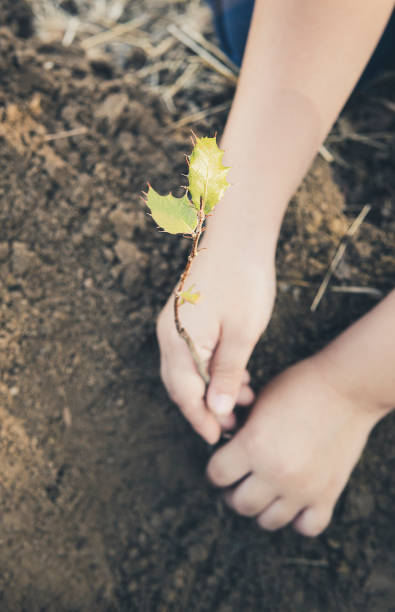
[206, 355, 382, 536]
[157, 229, 276, 444]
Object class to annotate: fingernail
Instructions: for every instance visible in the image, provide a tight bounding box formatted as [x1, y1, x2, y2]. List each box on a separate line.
[209, 392, 234, 416]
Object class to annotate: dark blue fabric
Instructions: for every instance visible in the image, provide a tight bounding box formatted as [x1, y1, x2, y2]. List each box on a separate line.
[206, 0, 395, 85]
[207, 0, 254, 68]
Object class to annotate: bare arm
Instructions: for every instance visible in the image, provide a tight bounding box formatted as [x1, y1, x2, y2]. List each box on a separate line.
[317, 290, 395, 414]
[205, 0, 395, 251]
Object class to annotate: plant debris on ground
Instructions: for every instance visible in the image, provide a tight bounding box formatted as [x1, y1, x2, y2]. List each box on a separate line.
[0, 0, 394, 609]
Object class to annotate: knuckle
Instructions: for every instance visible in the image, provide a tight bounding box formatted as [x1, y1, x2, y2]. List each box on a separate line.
[168, 393, 208, 438]
[275, 461, 300, 483]
[207, 457, 227, 487]
[221, 320, 255, 350]
[235, 308, 266, 339]
[232, 325, 256, 347]
[211, 365, 241, 391]
[242, 369, 251, 384]
[170, 389, 194, 412]
[257, 517, 276, 531]
[240, 434, 306, 487]
[183, 402, 210, 437]
[164, 379, 192, 409]
[232, 496, 260, 517]
[167, 387, 182, 407]
[257, 509, 290, 531]
[295, 512, 330, 538]
[241, 430, 263, 461]
[185, 404, 205, 429]
[270, 457, 306, 486]
[297, 523, 323, 538]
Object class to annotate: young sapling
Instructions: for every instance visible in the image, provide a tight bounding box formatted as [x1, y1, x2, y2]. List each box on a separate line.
[144, 134, 230, 385]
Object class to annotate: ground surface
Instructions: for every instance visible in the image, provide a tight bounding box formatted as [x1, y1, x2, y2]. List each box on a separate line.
[0, 1, 395, 610]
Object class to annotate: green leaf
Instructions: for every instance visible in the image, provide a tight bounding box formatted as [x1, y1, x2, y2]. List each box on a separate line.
[144, 186, 198, 235]
[188, 136, 230, 214]
[180, 285, 201, 306]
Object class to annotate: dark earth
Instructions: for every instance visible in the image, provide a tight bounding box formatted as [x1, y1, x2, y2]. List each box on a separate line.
[0, 1, 395, 610]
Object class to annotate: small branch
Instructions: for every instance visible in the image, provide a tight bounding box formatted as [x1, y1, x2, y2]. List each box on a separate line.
[318, 144, 334, 163]
[43, 126, 88, 142]
[311, 204, 371, 312]
[174, 196, 210, 385]
[167, 24, 238, 85]
[166, 101, 231, 131]
[177, 23, 239, 75]
[279, 277, 383, 299]
[330, 284, 383, 298]
[81, 15, 149, 49]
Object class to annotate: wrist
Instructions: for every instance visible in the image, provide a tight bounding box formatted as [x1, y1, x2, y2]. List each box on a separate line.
[313, 291, 395, 420]
[202, 185, 286, 267]
[313, 344, 394, 423]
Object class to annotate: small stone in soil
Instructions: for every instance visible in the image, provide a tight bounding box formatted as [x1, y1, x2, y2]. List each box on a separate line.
[0, 242, 9, 261]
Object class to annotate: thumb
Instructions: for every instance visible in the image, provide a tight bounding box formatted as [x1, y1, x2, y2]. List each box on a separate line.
[206, 331, 253, 417]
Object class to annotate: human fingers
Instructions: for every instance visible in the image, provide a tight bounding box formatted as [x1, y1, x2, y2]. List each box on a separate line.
[206, 323, 256, 418]
[157, 307, 221, 444]
[206, 433, 251, 487]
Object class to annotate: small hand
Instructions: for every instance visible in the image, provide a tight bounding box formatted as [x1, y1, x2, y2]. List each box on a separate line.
[207, 355, 382, 536]
[157, 234, 276, 444]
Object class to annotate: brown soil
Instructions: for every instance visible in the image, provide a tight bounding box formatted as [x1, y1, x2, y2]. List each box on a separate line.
[0, 3, 395, 610]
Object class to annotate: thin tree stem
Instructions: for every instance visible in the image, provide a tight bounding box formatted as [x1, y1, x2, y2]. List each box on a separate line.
[174, 197, 210, 385]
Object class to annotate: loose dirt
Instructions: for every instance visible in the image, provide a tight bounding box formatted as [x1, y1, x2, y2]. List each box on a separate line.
[0, 2, 395, 610]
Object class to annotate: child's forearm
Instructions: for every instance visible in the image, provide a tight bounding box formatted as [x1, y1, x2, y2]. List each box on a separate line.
[317, 290, 395, 414]
[206, 0, 394, 250]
